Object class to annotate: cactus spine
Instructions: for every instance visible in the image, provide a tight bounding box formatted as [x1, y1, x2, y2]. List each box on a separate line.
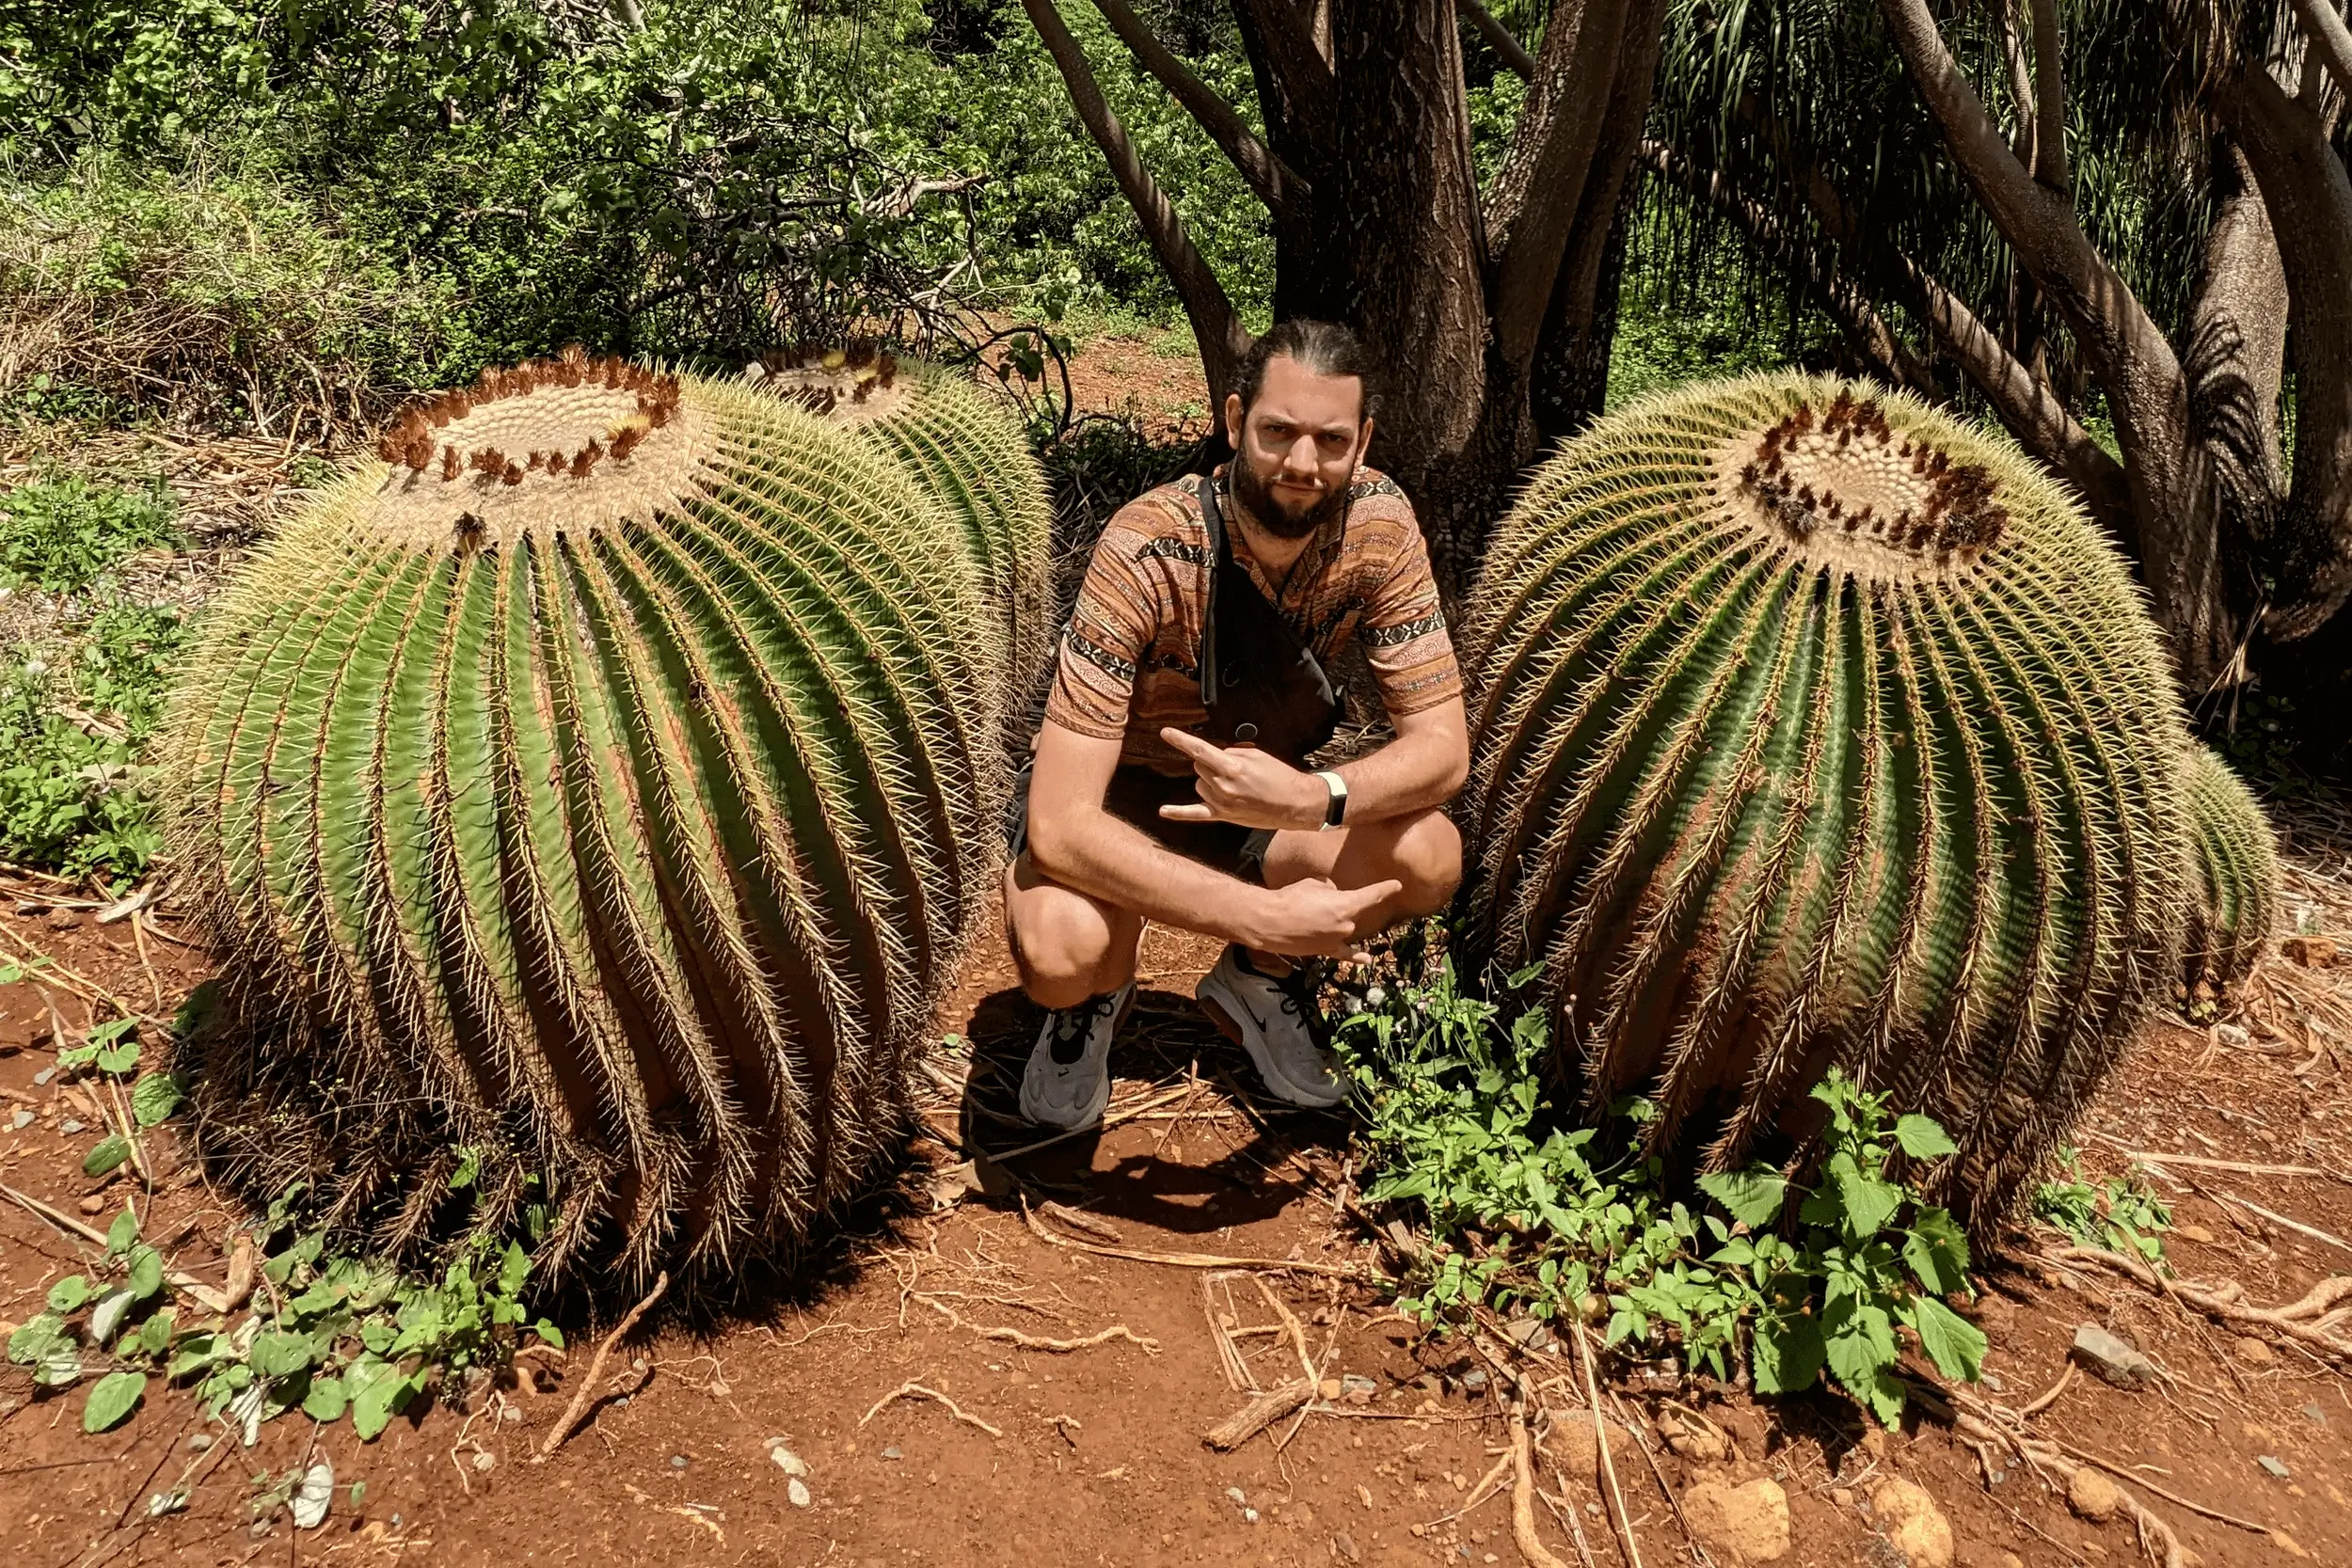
[2180, 745, 2277, 997]
[1457, 374, 2191, 1228]
[162, 351, 1013, 1281]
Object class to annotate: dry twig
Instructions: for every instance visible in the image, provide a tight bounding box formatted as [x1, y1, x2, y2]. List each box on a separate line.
[536, 1270, 670, 1459]
[1204, 1380, 1313, 1449]
[1024, 1199, 1388, 1281]
[1569, 1317, 1643, 1568]
[861, 1381, 1004, 1438]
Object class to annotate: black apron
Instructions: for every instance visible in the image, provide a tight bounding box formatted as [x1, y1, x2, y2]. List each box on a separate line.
[1195, 476, 1343, 766]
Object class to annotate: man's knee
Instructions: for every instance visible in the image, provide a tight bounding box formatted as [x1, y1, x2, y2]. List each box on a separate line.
[1007, 873, 1126, 1008]
[1384, 809, 1463, 914]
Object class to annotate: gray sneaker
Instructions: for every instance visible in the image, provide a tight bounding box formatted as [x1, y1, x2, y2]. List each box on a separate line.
[1195, 946, 1346, 1108]
[1017, 983, 1135, 1130]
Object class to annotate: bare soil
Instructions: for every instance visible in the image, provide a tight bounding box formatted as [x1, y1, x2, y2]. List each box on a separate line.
[1, 875, 2349, 1568]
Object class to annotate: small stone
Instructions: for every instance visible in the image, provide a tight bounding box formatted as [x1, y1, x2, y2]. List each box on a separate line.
[1227, 1486, 1248, 1506]
[500, 1405, 521, 1423]
[1331, 1531, 1361, 1563]
[59, 1117, 83, 1134]
[766, 1444, 809, 1479]
[1868, 1478, 1953, 1568]
[1342, 1374, 1377, 1404]
[1319, 1378, 1342, 1400]
[2257, 1454, 2290, 1479]
[77, 1194, 104, 1214]
[9, 1110, 30, 1130]
[2235, 1336, 2276, 1367]
[2068, 1466, 2123, 1524]
[1979, 1370, 2004, 1393]
[1356, 1484, 1374, 1509]
[882, 1445, 902, 1460]
[1243, 1508, 1260, 1524]
[471, 1451, 495, 1473]
[1662, 1413, 1730, 1465]
[669, 1454, 688, 1470]
[1681, 1477, 1791, 1562]
[2216, 1022, 2251, 1049]
[2176, 1224, 2216, 1244]
[1831, 1488, 1854, 1508]
[1459, 1369, 1488, 1394]
[187, 1433, 213, 1452]
[786, 1477, 811, 1509]
[32, 1066, 54, 1085]
[2069, 1323, 2158, 1390]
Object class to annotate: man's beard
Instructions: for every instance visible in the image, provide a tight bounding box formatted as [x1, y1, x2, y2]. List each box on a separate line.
[1230, 452, 1353, 541]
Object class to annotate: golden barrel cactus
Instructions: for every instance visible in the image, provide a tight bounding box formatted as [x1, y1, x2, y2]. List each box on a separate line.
[162, 350, 1014, 1279]
[1457, 373, 2191, 1227]
[2180, 744, 2277, 998]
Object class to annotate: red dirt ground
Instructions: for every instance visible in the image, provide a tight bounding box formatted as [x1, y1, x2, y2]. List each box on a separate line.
[3, 877, 2350, 1568]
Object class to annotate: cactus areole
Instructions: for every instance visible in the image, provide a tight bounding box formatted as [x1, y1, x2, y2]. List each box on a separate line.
[1458, 374, 2191, 1229]
[164, 350, 1010, 1282]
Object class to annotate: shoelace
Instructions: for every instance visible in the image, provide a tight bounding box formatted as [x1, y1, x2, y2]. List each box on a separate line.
[1048, 989, 1121, 1067]
[1266, 958, 1330, 1052]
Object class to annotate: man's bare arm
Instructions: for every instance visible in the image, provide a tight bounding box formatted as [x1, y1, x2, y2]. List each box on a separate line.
[1025, 721, 1397, 957]
[1158, 696, 1470, 832]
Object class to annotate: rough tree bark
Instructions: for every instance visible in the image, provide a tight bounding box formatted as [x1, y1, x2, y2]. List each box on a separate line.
[1021, 0, 1665, 595]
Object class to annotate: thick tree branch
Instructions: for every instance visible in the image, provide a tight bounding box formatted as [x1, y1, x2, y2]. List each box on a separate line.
[1457, 0, 1535, 79]
[1232, 0, 1337, 139]
[1088, 0, 1308, 215]
[2291, 0, 2352, 99]
[1996, 0, 2037, 165]
[1486, 0, 1636, 373]
[1020, 0, 1252, 393]
[2026, 0, 2069, 196]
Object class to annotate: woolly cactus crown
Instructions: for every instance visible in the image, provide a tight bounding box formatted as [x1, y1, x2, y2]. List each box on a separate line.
[1458, 373, 2192, 1228]
[165, 352, 1016, 1282]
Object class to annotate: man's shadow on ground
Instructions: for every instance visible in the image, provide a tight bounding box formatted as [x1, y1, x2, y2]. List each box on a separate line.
[943, 983, 1349, 1239]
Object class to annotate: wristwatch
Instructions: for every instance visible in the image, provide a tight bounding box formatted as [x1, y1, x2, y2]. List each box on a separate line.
[1313, 769, 1348, 831]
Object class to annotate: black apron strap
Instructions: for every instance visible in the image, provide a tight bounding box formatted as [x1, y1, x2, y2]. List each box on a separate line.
[1193, 475, 1343, 766]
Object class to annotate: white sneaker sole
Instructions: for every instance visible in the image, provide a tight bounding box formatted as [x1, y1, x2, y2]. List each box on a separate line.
[1196, 979, 1347, 1110]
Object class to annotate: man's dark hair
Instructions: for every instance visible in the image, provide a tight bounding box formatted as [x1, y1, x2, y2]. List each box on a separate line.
[1231, 319, 1384, 425]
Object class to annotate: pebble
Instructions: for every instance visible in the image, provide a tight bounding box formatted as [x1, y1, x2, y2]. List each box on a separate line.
[187, 1433, 213, 1452]
[2301, 1403, 2328, 1428]
[76, 1194, 104, 1214]
[766, 1443, 809, 1479]
[59, 1117, 83, 1134]
[1682, 1477, 1791, 1562]
[669, 1454, 688, 1470]
[1243, 1508, 1259, 1525]
[1226, 1487, 1248, 1506]
[1458, 1369, 1488, 1394]
[32, 1066, 53, 1085]
[2069, 1323, 2158, 1391]
[786, 1477, 811, 1509]
[8, 1109, 30, 1130]
[1331, 1532, 1361, 1563]
[471, 1452, 495, 1473]
[2216, 1022, 2250, 1049]
[2176, 1223, 2217, 1244]
[2067, 1466, 2122, 1524]
[2235, 1336, 2276, 1366]
[1341, 1373, 1377, 1403]
[882, 1446, 901, 1460]
[2257, 1455, 2291, 1479]
[1868, 1478, 1953, 1568]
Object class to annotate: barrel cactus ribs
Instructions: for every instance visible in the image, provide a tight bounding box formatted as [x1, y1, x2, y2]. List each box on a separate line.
[747, 346, 1054, 719]
[161, 348, 1015, 1281]
[2180, 745, 2278, 1004]
[1456, 373, 2192, 1229]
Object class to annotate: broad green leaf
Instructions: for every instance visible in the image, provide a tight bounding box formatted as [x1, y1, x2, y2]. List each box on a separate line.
[1892, 1115, 1960, 1159]
[126, 1245, 164, 1302]
[46, 1275, 92, 1312]
[8, 1312, 70, 1364]
[88, 1287, 136, 1347]
[83, 1134, 130, 1178]
[1829, 1154, 1904, 1240]
[130, 1071, 184, 1128]
[347, 1364, 409, 1441]
[137, 1308, 175, 1356]
[1697, 1167, 1787, 1227]
[1902, 1208, 1972, 1296]
[302, 1372, 348, 1423]
[82, 1370, 145, 1433]
[1750, 1312, 1825, 1394]
[249, 1330, 318, 1379]
[1822, 1300, 1899, 1397]
[105, 1207, 139, 1255]
[1904, 1295, 1988, 1384]
[94, 1039, 138, 1074]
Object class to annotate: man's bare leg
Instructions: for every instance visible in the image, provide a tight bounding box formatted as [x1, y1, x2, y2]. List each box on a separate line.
[1254, 804, 1462, 958]
[1004, 853, 1145, 1008]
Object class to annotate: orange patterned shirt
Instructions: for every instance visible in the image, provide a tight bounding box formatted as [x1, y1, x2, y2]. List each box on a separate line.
[1043, 467, 1461, 775]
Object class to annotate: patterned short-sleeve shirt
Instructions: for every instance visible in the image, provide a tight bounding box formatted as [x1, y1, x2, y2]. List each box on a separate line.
[1043, 466, 1462, 775]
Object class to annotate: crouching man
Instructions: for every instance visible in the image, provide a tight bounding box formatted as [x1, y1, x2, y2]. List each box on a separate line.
[1007, 320, 1469, 1129]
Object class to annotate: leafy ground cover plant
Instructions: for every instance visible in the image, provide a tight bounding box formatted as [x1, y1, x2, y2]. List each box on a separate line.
[1334, 927, 1985, 1426]
[2030, 1151, 2173, 1265]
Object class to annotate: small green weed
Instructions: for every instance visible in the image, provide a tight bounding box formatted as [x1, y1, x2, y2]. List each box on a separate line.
[0, 471, 178, 594]
[2030, 1150, 2171, 1264]
[1336, 931, 1985, 1425]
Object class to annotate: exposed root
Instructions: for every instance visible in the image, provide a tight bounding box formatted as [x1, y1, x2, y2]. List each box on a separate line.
[1203, 1380, 1313, 1449]
[2044, 1245, 2352, 1362]
[1023, 1197, 1389, 1281]
[537, 1269, 670, 1459]
[1509, 1401, 1574, 1568]
[914, 1293, 1158, 1354]
[860, 1381, 1003, 1438]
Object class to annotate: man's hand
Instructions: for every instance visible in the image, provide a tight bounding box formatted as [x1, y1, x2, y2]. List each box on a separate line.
[1157, 727, 1327, 830]
[1243, 877, 1404, 958]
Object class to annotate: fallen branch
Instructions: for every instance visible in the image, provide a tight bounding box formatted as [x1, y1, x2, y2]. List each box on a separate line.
[1024, 1199, 1389, 1282]
[536, 1270, 669, 1459]
[861, 1380, 1004, 1438]
[1204, 1379, 1313, 1449]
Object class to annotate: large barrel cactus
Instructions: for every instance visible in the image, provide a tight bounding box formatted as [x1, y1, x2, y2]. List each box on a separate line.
[162, 350, 1013, 1280]
[1458, 373, 2191, 1227]
[2180, 745, 2277, 997]
[747, 347, 1054, 712]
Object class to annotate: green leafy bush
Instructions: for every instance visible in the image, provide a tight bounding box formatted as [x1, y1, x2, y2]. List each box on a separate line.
[1337, 930, 1985, 1425]
[0, 471, 176, 592]
[2031, 1151, 2171, 1264]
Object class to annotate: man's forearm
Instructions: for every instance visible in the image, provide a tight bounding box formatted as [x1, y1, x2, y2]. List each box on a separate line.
[1330, 724, 1468, 824]
[1031, 811, 1271, 949]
